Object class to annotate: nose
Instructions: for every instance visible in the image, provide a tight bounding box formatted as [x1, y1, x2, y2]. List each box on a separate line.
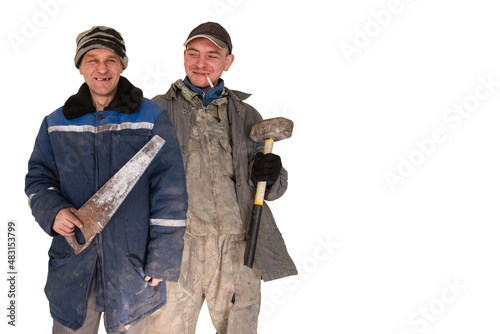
[195, 56, 207, 68]
[96, 61, 108, 73]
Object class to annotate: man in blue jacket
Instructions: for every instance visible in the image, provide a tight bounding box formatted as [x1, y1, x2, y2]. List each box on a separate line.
[25, 26, 188, 333]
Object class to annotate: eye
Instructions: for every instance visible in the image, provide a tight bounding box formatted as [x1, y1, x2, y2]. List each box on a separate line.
[187, 52, 199, 57]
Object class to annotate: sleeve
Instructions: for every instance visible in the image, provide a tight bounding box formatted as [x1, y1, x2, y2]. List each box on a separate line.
[25, 117, 74, 236]
[264, 167, 288, 201]
[144, 110, 188, 281]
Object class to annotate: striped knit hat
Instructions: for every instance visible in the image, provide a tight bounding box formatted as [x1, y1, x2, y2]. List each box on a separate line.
[74, 26, 128, 69]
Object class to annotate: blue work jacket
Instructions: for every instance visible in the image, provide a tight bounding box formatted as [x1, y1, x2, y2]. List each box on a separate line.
[25, 77, 188, 332]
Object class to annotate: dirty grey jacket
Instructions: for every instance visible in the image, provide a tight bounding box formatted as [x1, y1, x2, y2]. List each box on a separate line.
[152, 80, 297, 281]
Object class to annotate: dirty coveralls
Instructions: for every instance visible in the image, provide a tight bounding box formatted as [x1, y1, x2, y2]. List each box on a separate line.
[145, 79, 296, 333]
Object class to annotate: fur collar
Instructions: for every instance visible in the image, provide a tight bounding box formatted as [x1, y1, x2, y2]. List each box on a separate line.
[63, 76, 143, 120]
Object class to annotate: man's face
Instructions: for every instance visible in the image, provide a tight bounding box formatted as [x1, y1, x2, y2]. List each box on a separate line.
[184, 37, 234, 90]
[79, 48, 123, 100]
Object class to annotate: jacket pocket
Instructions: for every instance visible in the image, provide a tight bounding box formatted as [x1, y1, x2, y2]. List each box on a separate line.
[48, 255, 71, 271]
[126, 251, 146, 279]
[47, 242, 72, 267]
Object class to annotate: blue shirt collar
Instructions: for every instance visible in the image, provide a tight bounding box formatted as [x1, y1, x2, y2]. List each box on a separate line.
[183, 77, 225, 106]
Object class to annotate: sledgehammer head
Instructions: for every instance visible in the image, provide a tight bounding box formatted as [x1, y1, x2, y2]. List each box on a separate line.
[250, 117, 294, 143]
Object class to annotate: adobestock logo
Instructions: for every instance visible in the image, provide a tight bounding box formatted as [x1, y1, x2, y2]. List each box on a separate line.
[141, 64, 170, 98]
[384, 74, 499, 192]
[397, 278, 466, 334]
[212, 0, 245, 18]
[340, 0, 417, 64]
[7, 0, 70, 54]
[259, 235, 340, 326]
[267, 105, 298, 122]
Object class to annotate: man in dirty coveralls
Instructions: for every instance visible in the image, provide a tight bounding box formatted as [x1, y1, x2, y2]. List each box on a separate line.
[144, 22, 297, 334]
[25, 26, 188, 333]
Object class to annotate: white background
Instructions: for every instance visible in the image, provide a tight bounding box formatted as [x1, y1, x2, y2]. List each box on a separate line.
[1, 0, 500, 333]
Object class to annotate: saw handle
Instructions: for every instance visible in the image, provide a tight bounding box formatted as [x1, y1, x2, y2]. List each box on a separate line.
[65, 235, 87, 255]
[65, 234, 95, 255]
[64, 211, 97, 255]
[244, 138, 274, 268]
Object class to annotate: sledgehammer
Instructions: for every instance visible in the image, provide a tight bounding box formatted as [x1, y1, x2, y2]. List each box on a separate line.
[244, 117, 293, 268]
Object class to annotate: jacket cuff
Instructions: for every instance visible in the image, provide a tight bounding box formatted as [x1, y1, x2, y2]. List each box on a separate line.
[145, 225, 186, 281]
[264, 167, 288, 201]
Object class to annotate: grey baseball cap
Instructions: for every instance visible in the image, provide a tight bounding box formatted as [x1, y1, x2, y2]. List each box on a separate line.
[184, 22, 232, 54]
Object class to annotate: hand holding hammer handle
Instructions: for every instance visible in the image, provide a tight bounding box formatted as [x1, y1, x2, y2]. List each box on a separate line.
[244, 117, 293, 268]
[244, 138, 275, 268]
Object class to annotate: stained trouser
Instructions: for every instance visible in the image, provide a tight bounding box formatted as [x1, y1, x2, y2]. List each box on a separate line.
[144, 233, 261, 334]
[52, 274, 146, 334]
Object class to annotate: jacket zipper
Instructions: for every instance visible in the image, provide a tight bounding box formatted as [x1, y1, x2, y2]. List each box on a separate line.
[94, 113, 105, 312]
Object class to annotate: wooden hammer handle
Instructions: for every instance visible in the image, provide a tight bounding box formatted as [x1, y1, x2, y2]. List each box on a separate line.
[244, 138, 274, 268]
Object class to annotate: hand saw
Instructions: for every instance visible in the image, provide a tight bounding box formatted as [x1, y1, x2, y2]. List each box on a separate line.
[65, 135, 166, 254]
